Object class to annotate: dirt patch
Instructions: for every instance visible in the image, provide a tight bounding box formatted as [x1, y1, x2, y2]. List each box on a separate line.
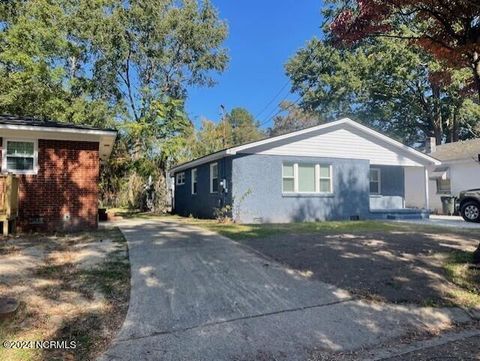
[307, 323, 480, 361]
[236, 229, 480, 307]
[0, 228, 130, 361]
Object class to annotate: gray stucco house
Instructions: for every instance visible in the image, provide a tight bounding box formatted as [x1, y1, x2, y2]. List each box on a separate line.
[170, 118, 440, 223]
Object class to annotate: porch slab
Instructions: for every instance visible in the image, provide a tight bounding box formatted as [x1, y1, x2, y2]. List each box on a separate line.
[369, 209, 429, 220]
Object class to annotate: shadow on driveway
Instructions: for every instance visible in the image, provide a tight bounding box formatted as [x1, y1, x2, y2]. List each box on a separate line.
[237, 229, 479, 305]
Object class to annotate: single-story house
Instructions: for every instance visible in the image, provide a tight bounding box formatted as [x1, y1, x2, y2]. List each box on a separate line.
[170, 118, 440, 223]
[422, 137, 479, 213]
[0, 115, 117, 231]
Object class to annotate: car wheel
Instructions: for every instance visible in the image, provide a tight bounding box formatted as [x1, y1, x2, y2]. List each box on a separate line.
[461, 201, 480, 223]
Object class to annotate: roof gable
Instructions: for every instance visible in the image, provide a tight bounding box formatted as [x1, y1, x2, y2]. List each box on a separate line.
[170, 118, 440, 174]
[227, 119, 439, 167]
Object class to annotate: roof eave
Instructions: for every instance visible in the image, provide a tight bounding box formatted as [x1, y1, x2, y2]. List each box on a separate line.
[0, 123, 117, 136]
[169, 150, 228, 176]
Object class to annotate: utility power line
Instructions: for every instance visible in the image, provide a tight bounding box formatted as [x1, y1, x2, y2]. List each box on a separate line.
[253, 79, 291, 120]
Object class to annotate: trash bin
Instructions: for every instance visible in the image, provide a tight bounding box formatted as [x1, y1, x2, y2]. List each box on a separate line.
[98, 208, 108, 222]
[440, 196, 455, 215]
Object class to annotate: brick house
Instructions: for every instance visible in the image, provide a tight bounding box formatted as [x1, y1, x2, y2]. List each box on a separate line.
[0, 115, 117, 232]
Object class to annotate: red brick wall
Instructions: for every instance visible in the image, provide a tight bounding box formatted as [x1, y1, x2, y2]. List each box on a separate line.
[0, 138, 100, 232]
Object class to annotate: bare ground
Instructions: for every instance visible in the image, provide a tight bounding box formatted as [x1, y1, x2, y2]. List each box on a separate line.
[0, 227, 130, 361]
[235, 228, 480, 307]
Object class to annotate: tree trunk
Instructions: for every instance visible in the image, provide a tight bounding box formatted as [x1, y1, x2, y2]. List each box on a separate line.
[474, 51, 480, 104]
[431, 83, 443, 145]
[451, 110, 459, 143]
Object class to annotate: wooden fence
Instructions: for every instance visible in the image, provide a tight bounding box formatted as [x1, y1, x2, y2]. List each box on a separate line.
[0, 174, 19, 236]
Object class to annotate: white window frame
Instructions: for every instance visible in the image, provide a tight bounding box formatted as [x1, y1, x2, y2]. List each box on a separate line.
[282, 163, 296, 193]
[282, 162, 333, 194]
[176, 172, 185, 185]
[436, 178, 451, 194]
[191, 168, 197, 195]
[369, 168, 381, 195]
[1, 138, 39, 175]
[317, 164, 333, 194]
[210, 162, 218, 193]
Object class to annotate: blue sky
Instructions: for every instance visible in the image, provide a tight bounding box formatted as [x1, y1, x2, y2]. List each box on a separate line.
[185, 0, 324, 129]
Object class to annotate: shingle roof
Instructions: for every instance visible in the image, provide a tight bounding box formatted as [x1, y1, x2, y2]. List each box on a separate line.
[0, 114, 116, 132]
[430, 138, 480, 161]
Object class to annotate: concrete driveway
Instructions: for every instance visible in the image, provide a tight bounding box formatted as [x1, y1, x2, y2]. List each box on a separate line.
[100, 219, 474, 361]
[397, 215, 480, 229]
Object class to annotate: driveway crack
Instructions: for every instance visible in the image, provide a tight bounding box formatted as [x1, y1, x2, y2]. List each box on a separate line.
[116, 297, 354, 343]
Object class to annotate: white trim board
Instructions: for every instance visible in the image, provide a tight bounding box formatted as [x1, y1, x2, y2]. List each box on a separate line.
[0, 128, 117, 162]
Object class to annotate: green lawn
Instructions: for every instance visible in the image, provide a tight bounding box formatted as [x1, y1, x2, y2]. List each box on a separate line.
[444, 251, 480, 308]
[113, 208, 477, 240]
[177, 218, 404, 240]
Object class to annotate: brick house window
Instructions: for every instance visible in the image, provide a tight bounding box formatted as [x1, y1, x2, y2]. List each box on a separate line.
[2, 139, 38, 174]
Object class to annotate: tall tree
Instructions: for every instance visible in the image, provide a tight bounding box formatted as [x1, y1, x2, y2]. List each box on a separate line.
[181, 107, 265, 161]
[269, 100, 324, 136]
[77, 0, 229, 122]
[226, 107, 264, 145]
[86, 0, 229, 209]
[327, 0, 480, 101]
[0, 0, 230, 210]
[0, 0, 114, 126]
[286, 37, 480, 145]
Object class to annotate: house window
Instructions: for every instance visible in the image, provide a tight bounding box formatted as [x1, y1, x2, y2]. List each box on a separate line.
[370, 168, 381, 194]
[2, 139, 37, 174]
[282, 162, 333, 194]
[319, 165, 332, 193]
[210, 163, 218, 193]
[176, 172, 185, 185]
[191, 168, 197, 194]
[298, 164, 316, 192]
[282, 163, 295, 192]
[436, 178, 451, 194]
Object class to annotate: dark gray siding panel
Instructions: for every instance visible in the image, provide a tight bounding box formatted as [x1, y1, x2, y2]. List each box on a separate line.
[374, 165, 405, 196]
[173, 157, 232, 218]
[231, 154, 371, 223]
[369, 165, 405, 209]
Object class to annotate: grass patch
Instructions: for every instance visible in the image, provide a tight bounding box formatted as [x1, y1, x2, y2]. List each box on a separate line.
[171, 216, 477, 241]
[444, 251, 480, 308]
[111, 209, 406, 240]
[112, 208, 479, 241]
[185, 219, 403, 240]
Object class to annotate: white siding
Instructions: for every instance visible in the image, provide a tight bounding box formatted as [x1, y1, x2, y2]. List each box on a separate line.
[405, 166, 426, 208]
[253, 127, 424, 166]
[429, 160, 480, 213]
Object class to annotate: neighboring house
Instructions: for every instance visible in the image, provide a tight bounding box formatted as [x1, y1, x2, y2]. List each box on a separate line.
[170, 118, 440, 223]
[0, 115, 117, 231]
[424, 138, 480, 213]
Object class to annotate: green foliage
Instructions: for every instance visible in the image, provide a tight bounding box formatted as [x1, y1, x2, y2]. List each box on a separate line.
[286, 37, 480, 145]
[227, 107, 264, 145]
[178, 107, 265, 163]
[0, 0, 229, 208]
[269, 100, 324, 136]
